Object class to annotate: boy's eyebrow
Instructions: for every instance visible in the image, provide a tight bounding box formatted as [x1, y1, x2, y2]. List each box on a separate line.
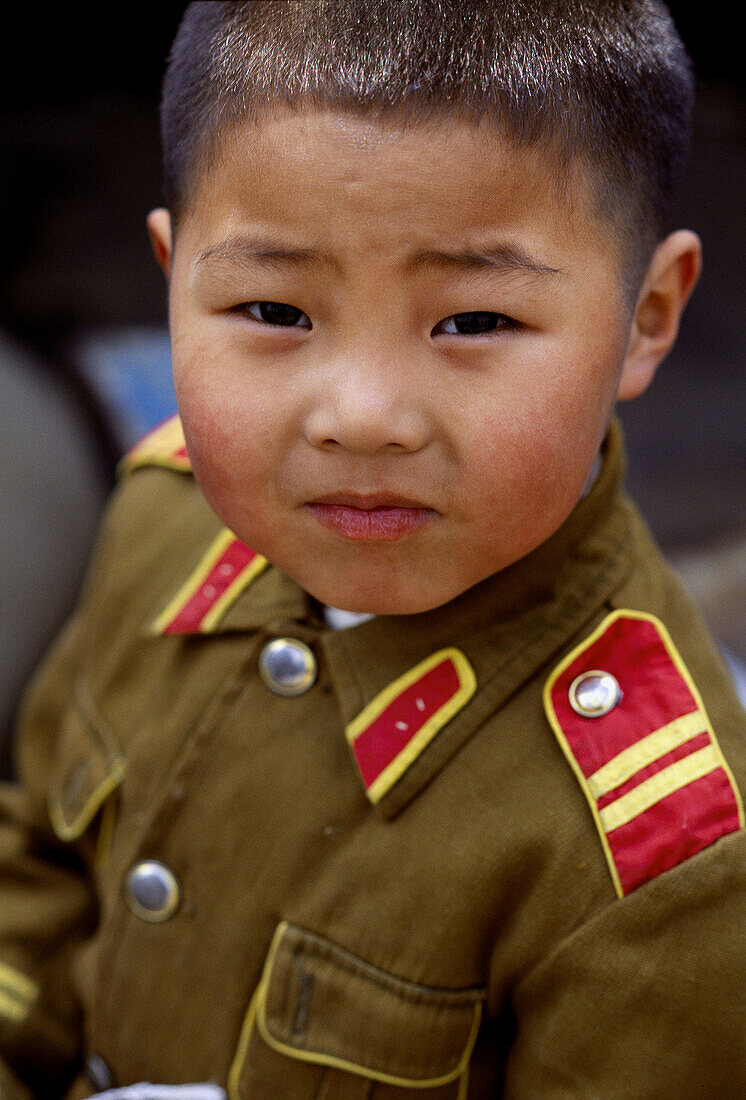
[193, 234, 333, 273]
[407, 243, 564, 279]
[193, 234, 563, 280]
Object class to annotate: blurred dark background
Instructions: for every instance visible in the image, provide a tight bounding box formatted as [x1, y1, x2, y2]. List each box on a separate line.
[0, 3, 744, 772]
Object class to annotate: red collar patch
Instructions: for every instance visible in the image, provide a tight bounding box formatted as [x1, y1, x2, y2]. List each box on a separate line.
[152, 529, 268, 635]
[346, 648, 476, 804]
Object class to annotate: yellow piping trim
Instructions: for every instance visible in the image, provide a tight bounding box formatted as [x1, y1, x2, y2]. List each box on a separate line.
[227, 921, 483, 1095]
[587, 709, 706, 799]
[543, 609, 745, 898]
[0, 962, 37, 1003]
[94, 791, 119, 868]
[151, 530, 267, 635]
[346, 648, 477, 804]
[48, 758, 126, 843]
[600, 744, 720, 833]
[199, 555, 268, 632]
[227, 980, 262, 1100]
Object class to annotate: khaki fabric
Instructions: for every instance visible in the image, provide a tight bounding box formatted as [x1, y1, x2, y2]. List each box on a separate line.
[0, 421, 744, 1098]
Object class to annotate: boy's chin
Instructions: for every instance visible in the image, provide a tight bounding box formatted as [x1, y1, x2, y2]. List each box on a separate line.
[303, 576, 464, 617]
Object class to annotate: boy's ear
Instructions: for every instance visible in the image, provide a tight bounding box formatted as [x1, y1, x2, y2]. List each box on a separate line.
[617, 229, 702, 402]
[147, 208, 173, 278]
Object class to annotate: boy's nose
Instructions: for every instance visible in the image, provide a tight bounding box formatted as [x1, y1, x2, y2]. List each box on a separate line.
[302, 359, 432, 455]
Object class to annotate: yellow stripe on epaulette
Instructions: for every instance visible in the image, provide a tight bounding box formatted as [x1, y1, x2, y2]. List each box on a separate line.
[0, 960, 38, 1023]
[118, 414, 192, 474]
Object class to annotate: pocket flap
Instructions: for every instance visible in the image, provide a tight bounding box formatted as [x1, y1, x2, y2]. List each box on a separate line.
[48, 686, 126, 841]
[253, 922, 483, 1087]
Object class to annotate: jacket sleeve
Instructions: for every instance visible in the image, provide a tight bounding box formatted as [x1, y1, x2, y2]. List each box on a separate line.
[501, 826, 746, 1098]
[0, 607, 98, 1096]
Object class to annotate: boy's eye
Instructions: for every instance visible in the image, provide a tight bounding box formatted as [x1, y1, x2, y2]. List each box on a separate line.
[433, 311, 512, 336]
[244, 301, 312, 328]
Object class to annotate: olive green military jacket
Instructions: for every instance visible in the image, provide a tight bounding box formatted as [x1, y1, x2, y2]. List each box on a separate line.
[1, 420, 745, 1099]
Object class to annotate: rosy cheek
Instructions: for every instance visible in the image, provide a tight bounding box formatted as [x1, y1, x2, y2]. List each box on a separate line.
[179, 379, 278, 529]
[183, 408, 237, 477]
[176, 357, 252, 460]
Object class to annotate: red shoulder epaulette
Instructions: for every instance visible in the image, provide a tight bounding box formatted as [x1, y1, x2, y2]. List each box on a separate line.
[119, 414, 192, 474]
[544, 609, 743, 896]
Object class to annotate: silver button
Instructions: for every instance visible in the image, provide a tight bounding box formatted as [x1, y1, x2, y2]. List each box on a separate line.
[259, 637, 317, 696]
[125, 860, 181, 922]
[569, 670, 622, 717]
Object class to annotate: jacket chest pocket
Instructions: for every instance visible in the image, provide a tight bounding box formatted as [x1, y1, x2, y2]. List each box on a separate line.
[47, 685, 125, 854]
[229, 922, 483, 1099]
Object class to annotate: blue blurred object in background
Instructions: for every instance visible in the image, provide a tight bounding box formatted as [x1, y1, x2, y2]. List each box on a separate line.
[71, 325, 176, 450]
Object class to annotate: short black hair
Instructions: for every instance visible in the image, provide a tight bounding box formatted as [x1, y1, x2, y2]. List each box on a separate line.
[160, 0, 694, 290]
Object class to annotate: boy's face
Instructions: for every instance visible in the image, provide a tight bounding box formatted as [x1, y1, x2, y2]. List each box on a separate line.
[153, 110, 642, 614]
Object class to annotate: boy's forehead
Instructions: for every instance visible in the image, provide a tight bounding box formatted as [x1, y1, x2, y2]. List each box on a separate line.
[189, 106, 598, 255]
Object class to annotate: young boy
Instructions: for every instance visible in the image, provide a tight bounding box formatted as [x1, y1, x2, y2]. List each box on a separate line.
[1, 2, 744, 1097]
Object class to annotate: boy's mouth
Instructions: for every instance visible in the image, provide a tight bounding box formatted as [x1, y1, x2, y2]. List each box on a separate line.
[306, 492, 436, 541]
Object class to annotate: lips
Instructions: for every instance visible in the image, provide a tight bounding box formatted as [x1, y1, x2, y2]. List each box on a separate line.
[306, 492, 436, 541]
